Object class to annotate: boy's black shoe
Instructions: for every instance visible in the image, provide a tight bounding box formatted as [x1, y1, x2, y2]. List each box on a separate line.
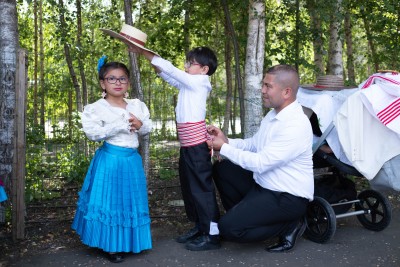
[175, 226, 201, 243]
[185, 234, 221, 251]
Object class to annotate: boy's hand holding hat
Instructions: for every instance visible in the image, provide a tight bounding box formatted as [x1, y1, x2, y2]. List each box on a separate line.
[100, 24, 159, 56]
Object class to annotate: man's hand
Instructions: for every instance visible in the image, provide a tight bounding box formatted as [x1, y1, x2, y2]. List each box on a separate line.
[207, 125, 228, 151]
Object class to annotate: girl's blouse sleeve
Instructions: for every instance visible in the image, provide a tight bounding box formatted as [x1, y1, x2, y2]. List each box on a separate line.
[137, 101, 152, 136]
[81, 103, 130, 141]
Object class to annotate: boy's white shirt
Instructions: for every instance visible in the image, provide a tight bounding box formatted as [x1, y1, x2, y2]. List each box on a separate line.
[151, 56, 211, 123]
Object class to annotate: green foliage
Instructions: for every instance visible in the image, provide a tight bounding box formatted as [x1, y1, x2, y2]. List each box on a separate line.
[56, 143, 92, 184]
[150, 143, 179, 181]
[25, 111, 92, 202]
[0, 206, 12, 225]
[25, 143, 60, 202]
[14, 0, 400, 203]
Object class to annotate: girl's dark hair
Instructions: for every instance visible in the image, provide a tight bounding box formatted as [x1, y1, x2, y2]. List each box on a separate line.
[186, 47, 218, 76]
[98, 62, 130, 80]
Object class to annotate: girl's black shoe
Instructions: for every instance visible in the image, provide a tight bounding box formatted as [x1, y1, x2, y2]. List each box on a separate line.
[108, 253, 124, 263]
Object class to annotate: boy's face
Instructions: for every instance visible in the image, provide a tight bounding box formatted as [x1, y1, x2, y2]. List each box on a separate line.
[184, 60, 209, 75]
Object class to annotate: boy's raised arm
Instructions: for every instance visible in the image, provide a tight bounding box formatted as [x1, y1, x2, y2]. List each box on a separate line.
[128, 45, 161, 74]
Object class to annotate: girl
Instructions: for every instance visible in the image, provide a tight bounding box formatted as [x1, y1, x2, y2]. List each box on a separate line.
[72, 58, 152, 263]
[0, 178, 7, 203]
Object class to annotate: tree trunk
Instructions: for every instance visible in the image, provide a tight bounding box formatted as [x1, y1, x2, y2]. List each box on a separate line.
[221, 0, 244, 136]
[344, 9, 355, 84]
[183, 0, 192, 54]
[231, 83, 237, 136]
[76, 0, 88, 109]
[33, 0, 39, 126]
[58, 0, 82, 134]
[0, 0, 21, 239]
[0, 0, 18, 189]
[123, 0, 150, 178]
[39, 0, 45, 131]
[222, 28, 233, 135]
[243, 0, 265, 138]
[327, 0, 343, 76]
[360, 4, 379, 72]
[306, 0, 325, 76]
[294, 0, 300, 70]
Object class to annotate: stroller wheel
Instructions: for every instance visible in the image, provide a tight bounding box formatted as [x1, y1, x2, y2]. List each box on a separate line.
[304, 196, 336, 243]
[355, 189, 392, 231]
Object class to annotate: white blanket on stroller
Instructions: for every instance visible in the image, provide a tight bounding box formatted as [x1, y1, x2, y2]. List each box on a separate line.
[334, 91, 400, 181]
[297, 87, 358, 165]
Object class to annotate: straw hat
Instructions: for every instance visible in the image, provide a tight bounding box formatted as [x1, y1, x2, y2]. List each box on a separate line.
[99, 24, 158, 55]
[302, 75, 354, 91]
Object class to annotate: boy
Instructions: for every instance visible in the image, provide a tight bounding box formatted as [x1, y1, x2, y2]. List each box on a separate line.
[121, 26, 220, 251]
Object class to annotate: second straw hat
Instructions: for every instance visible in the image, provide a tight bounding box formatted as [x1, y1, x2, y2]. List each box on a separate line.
[99, 24, 158, 55]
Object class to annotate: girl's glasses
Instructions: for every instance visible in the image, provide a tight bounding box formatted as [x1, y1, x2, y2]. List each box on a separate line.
[104, 77, 129, 84]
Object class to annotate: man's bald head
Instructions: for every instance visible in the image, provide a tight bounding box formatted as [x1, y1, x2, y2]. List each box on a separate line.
[265, 65, 299, 98]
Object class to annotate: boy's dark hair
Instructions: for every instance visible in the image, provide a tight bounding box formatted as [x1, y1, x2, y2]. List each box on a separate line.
[99, 62, 130, 80]
[186, 47, 218, 76]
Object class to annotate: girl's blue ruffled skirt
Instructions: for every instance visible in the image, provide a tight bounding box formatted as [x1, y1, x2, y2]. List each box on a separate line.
[72, 142, 152, 253]
[0, 186, 7, 202]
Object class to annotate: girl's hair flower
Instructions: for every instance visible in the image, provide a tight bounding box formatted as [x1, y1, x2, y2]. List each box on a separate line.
[97, 55, 108, 72]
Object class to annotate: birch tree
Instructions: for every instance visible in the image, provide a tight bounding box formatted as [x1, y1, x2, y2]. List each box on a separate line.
[244, 0, 265, 138]
[327, 0, 343, 76]
[0, 0, 19, 190]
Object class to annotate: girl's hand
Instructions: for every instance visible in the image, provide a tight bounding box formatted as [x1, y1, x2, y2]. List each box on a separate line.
[128, 113, 143, 132]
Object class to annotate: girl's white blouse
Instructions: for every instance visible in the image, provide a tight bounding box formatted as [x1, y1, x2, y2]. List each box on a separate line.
[81, 98, 152, 148]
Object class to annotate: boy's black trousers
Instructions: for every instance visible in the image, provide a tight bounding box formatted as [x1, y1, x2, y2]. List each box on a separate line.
[179, 142, 220, 234]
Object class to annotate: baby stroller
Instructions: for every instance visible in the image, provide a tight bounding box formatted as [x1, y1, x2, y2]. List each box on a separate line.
[298, 74, 400, 243]
[305, 135, 393, 244]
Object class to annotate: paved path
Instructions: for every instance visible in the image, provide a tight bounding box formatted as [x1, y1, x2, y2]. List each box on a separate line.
[6, 206, 400, 267]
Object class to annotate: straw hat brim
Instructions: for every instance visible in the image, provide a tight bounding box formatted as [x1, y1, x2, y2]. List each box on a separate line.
[99, 28, 159, 56]
[301, 84, 357, 91]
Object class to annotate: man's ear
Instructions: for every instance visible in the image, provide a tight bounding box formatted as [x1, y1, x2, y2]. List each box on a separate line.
[283, 87, 292, 99]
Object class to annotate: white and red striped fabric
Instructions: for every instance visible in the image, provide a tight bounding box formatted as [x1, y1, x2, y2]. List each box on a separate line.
[177, 120, 209, 147]
[359, 72, 400, 135]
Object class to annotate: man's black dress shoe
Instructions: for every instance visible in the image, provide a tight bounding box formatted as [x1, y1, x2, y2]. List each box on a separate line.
[185, 234, 221, 251]
[108, 253, 124, 263]
[266, 218, 306, 253]
[175, 226, 201, 243]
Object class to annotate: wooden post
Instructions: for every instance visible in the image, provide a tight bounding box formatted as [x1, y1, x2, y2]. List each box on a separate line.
[12, 49, 27, 240]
